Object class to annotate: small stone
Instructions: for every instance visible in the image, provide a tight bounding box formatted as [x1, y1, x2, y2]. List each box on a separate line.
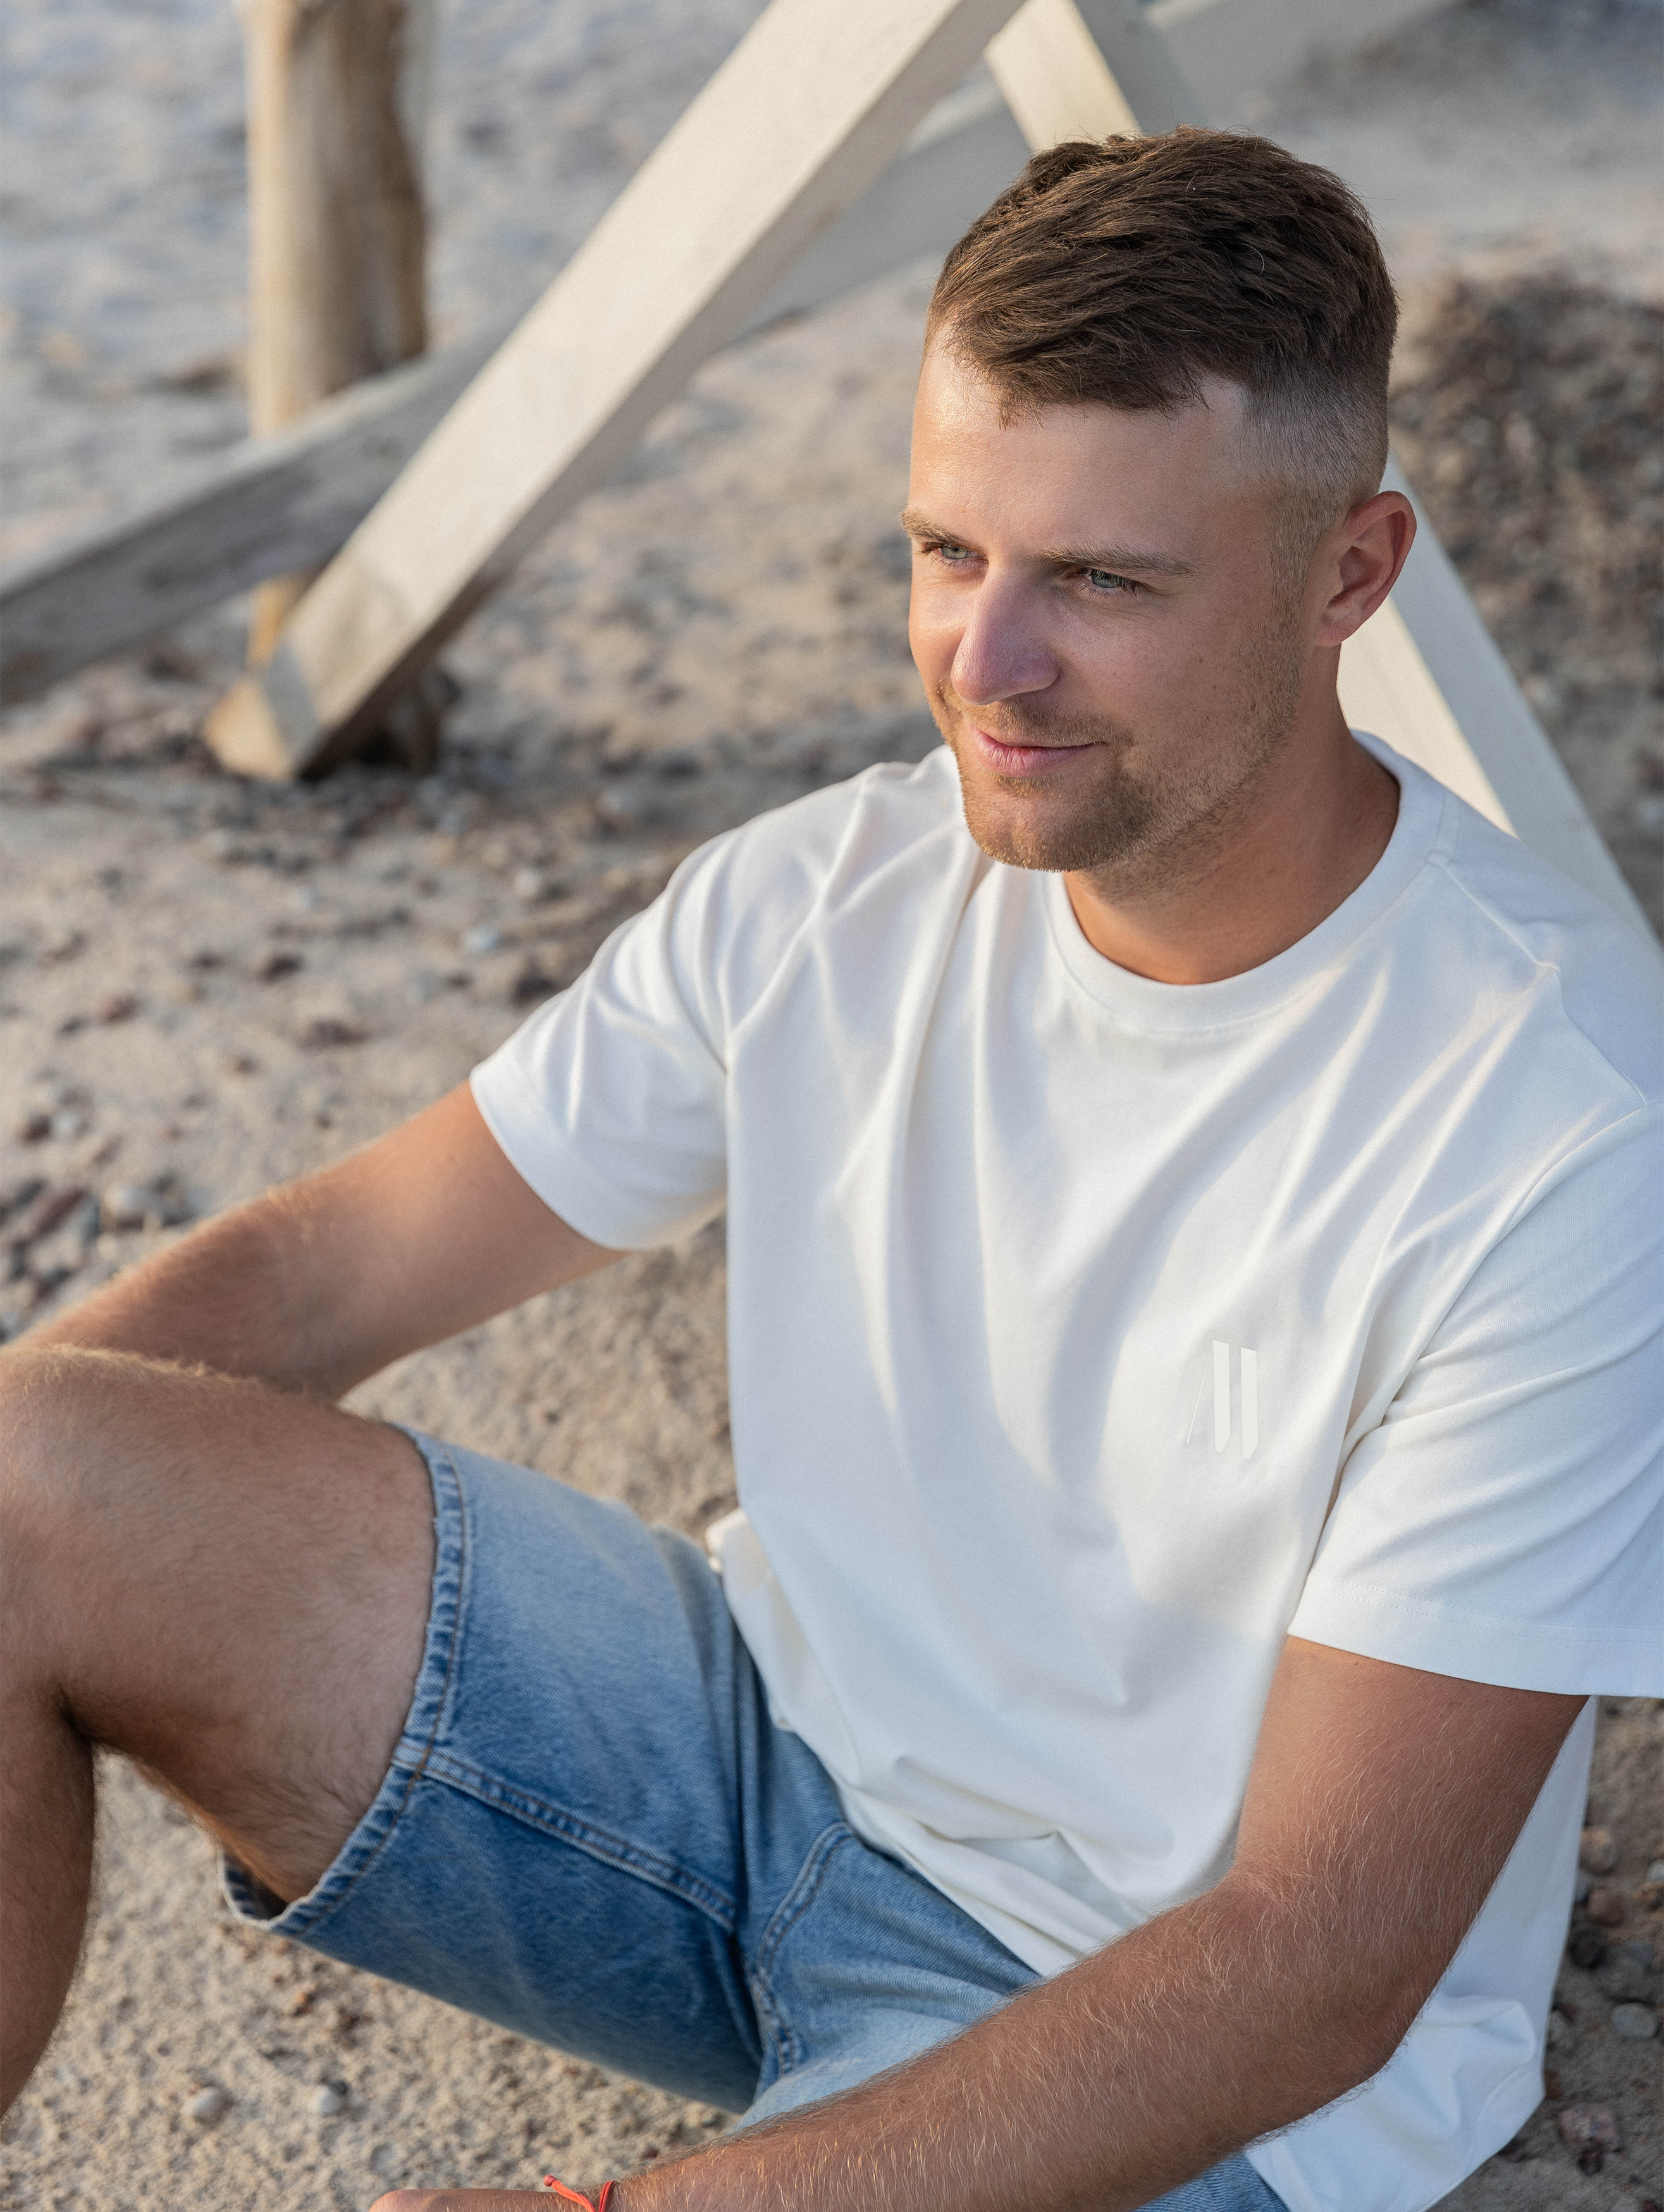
[1546, 2008, 1577, 2051]
[1610, 2003, 1658, 2040]
[94, 992, 139, 1024]
[185, 2085, 230, 2123]
[309, 2084, 345, 2117]
[509, 961, 558, 1008]
[16, 1186, 87, 1242]
[292, 884, 321, 912]
[1586, 1888, 1626, 1927]
[1648, 1860, 1664, 1885]
[252, 950, 303, 983]
[1556, 2103, 1622, 2156]
[1574, 1870, 1593, 1905]
[226, 1053, 260, 1076]
[1579, 1826, 1619, 1875]
[461, 924, 503, 955]
[49, 1109, 89, 1141]
[16, 1113, 49, 1144]
[1566, 1923, 1608, 1969]
[101, 1181, 152, 1231]
[297, 1017, 368, 1050]
[594, 785, 655, 833]
[512, 867, 552, 902]
[1594, 1952, 1658, 2004]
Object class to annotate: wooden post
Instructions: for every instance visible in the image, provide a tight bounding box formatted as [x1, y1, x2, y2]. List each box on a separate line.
[202, 0, 1032, 781]
[241, 0, 432, 668]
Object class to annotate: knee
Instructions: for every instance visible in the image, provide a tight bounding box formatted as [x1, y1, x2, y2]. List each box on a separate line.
[0, 1344, 165, 1567]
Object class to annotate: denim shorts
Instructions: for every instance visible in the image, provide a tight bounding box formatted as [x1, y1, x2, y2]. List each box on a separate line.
[223, 1432, 1284, 2210]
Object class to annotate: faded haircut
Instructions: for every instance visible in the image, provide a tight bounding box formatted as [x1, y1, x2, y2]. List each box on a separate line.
[926, 129, 1398, 567]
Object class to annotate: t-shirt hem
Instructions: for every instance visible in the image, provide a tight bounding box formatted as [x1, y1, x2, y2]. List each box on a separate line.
[1288, 1576, 1661, 1697]
[1245, 2054, 1543, 2212]
[469, 1053, 724, 1252]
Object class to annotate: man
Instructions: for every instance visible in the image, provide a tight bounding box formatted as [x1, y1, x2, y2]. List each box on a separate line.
[2, 130, 1659, 2212]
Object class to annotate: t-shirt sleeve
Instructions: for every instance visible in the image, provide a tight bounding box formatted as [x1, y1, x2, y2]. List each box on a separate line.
[469, 839, 739, 1251]
[1287, 1107, 1663, 1696]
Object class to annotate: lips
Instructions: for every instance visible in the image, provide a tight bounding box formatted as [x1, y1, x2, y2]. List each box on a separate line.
[970, 727, 1097, 777]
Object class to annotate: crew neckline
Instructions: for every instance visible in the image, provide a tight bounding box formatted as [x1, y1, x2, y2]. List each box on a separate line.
[1043, 732, 1451, 1032]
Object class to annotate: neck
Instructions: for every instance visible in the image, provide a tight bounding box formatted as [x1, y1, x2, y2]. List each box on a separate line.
[1063, 700, 1400, 986]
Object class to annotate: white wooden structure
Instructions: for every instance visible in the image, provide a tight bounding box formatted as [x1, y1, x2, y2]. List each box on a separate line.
[0, 0, 1651, 949]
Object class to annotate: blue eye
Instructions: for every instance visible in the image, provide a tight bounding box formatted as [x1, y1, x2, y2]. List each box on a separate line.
[1085, 568, 1133, 592]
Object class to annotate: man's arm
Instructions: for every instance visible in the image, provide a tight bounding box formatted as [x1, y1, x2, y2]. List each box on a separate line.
[378, 1638, 1582, 2212]
[23, 1084, 617, 1399]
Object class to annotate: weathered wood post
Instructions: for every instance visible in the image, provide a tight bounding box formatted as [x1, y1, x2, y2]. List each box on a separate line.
[240, 0, 433, 687]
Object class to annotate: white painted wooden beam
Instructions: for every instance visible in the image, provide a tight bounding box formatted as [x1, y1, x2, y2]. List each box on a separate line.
[200, 0, 1030, 777]
[1338, 462, 1655, 943]
[0, 77, 1033, 709]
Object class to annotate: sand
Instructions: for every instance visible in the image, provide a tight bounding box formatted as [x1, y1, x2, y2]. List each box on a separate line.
[1, 0, 1660, 2204]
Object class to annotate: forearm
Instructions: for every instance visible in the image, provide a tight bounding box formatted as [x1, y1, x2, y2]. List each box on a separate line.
[16, 1087, 619, 1400]
[20, 1182, 364, 1399]
[375, 1882, 1377, 2212]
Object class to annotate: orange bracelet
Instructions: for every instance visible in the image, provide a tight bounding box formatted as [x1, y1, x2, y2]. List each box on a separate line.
[542, 2178, 617, 2211]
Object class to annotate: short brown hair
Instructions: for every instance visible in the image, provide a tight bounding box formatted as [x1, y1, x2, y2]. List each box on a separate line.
[927, 129, 1398, 548]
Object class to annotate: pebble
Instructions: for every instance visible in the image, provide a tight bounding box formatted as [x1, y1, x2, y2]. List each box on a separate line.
[252, 949, 304, 983]
[1579, 1826, 1619, 1875]
[1585, 1888, 1626, 1926]
[512, 866, 552, 902]
[462, 924, 504, 955]
[94, 991, 138, 1023]
[1555, 2101, 1622, 2154]
[1567, 1924, 1607, 1968]
[1594, 1952, 1658, 2004]
[185, 2085, 229, 2123]
[510, 960, 558, 1008]
[297, 1017, 369, 1050]
[1648, 1860, 1664, 1885]
[310, 2084, 346, 2118]
[1610, 2003, 1658, 2040]
[49, 1108, 89, 1141]
[1546, 2008, 1577, 2050]
[101, 1180, 152, 1231]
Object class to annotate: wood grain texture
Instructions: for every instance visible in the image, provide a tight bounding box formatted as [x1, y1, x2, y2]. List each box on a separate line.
[242, 0, 433, 663]
[203, 0, 1030, 776]
[0, 83, 1033, 709]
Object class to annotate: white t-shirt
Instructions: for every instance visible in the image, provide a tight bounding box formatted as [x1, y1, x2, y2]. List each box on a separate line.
[471, 736, 1663, 2212]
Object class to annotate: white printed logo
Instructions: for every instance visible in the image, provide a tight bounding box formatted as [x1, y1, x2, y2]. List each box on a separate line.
[1184, 1342, 1259, 1461]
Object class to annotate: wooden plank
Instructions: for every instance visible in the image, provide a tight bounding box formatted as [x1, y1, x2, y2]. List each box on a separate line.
[987, 0, 1140, 146]
[0, 81, 1032, 708]
[241, 0, 433, 661]
[1339, 463, 1656, 944]
[202, 0, 1031, 777]
[0, 331, 498, 705]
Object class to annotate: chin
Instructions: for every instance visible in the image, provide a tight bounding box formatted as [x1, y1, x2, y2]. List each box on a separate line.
[959, 787, 1155, 875]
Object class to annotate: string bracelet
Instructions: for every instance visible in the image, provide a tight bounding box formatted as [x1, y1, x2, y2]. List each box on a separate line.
[541, 2178, 617, 2210]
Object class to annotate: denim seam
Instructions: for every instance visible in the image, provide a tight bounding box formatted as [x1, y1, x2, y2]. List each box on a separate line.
[247, 1435, 469, 1942]
[746, 1822, 854, 2079]
[415, 1746, 739, 1933]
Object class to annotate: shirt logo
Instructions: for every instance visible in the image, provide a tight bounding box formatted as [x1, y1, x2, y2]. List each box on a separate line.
[1185, 1342, 1259, 1460]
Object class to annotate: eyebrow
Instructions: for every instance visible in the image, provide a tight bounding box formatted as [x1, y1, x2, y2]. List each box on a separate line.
[898, 510, 1194, 580]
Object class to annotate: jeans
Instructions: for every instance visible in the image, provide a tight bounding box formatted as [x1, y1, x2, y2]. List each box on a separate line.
[223, 1431, 1285, 2209]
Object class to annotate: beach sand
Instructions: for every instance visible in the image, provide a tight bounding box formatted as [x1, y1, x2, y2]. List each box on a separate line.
[1, 1, 1660, 2203]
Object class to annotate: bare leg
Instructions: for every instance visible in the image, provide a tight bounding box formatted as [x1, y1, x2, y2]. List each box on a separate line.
[0, 1346, 434, 2108]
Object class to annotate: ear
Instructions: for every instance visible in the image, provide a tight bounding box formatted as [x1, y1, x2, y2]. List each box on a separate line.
[1313, 491, 1416, 647]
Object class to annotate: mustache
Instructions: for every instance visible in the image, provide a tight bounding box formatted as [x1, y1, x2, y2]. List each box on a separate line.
[930, 681, 1132, 753]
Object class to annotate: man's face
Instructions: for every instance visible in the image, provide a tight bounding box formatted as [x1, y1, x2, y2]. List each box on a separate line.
[905, 345, 1320, 879]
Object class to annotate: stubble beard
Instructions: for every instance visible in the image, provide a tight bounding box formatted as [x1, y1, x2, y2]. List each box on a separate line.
[934, 612, 1310, 886]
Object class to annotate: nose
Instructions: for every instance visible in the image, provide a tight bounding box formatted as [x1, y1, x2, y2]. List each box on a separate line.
[950, 578, 1061, 710]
